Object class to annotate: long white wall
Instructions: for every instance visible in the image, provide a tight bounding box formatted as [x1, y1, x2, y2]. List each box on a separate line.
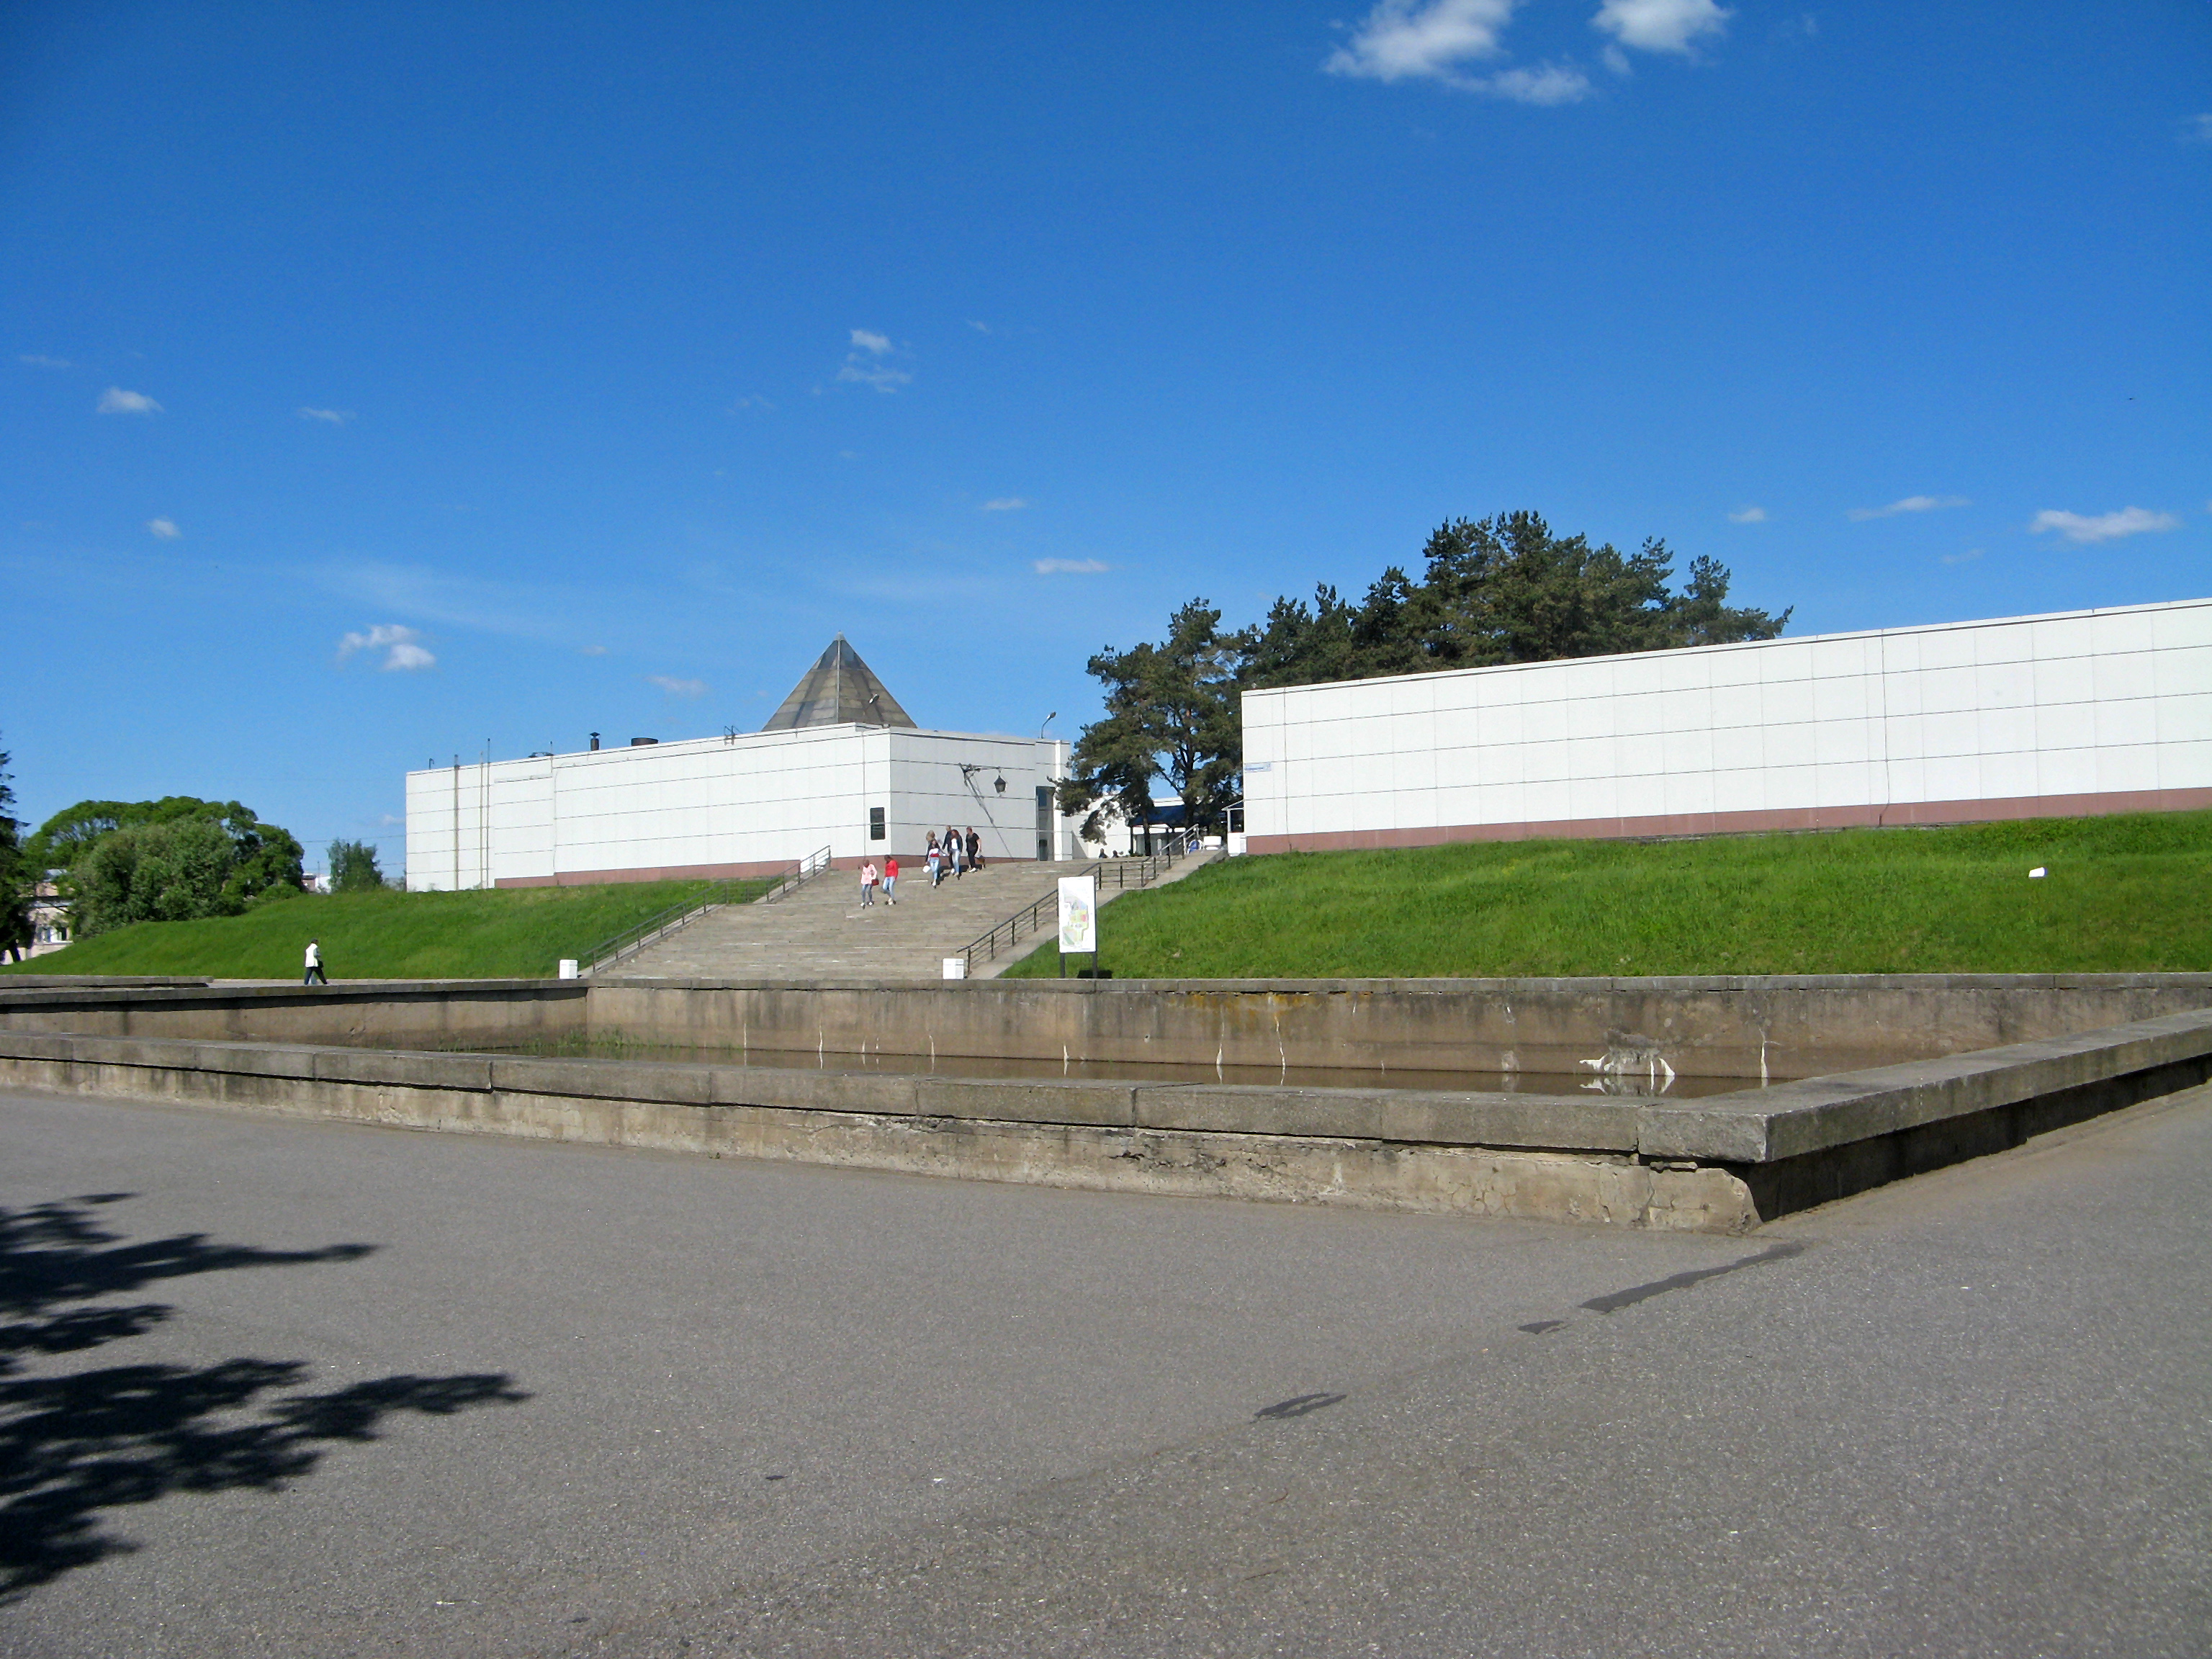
[406, 726, 1071, 889]
[1241, 597, 2212, 853]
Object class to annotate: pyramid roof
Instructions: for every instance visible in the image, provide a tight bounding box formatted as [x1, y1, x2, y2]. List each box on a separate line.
[760, 635, 917, 732]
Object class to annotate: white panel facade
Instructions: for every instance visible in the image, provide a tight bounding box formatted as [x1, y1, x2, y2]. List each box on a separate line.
[406, 726, 1073, 890]
[1243, 598, 2212, 852]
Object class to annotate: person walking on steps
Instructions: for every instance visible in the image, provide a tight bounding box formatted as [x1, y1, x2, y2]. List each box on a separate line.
[927, 833, 943, 887]
[966, 826, 983, 872]
[303, 938, 327, 986]
[859, 860, 878, 907]
[883, 855, 899, 905]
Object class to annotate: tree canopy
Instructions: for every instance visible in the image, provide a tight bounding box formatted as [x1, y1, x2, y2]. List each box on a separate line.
[1238, 511, 1789, 688]
[1062, 512, 1789, 837]
[27, 796, 305, 937]
[329, 838, 387, 892]
[1058, 601, 1245, 844]
[0, 742, 29, 961]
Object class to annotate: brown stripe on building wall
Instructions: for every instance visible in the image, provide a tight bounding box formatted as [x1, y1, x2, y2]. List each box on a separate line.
[1245, 786, 2212, 856]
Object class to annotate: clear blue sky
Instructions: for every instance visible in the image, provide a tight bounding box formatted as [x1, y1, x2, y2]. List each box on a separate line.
[4, 1, 2206, 871]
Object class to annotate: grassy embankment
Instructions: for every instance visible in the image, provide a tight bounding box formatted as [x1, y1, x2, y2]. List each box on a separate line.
[1004, 810, 2212, 979]
[3, 880, 772, 981]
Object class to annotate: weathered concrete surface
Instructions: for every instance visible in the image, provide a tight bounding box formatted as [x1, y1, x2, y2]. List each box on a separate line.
[570, 972, 2212, 1079]
[0, 977, 587, 1048]
[10, 973, 2211, 1086]
[5, 1003, 2209, 1231]
[0, 1030, 1742, 1232]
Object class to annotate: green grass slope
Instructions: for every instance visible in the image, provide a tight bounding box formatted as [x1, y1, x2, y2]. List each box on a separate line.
[3, 880, 770, 981]
[1005, 810, 2212, 979]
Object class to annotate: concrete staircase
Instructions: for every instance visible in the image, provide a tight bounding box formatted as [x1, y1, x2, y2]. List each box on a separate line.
[606, 858, 1102, 981]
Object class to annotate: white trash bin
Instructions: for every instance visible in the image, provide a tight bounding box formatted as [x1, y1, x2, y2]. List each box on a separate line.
[942, 956, 967, 980]
[557, 958, 580, 980]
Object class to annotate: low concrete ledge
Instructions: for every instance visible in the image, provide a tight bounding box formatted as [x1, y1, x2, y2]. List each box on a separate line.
[1638, 1007, 2212, 1163]
[1132, 1084, 1635, 1152]
[3, 1003, 2208, 1233]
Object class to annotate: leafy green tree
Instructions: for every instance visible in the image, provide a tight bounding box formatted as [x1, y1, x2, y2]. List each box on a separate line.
[1058, 600, 1244, 844]
[329, 839, 386, 892]
[73, 819, 235, 935]
[32, 796, 305, 937]
[0, 742, 30, 962]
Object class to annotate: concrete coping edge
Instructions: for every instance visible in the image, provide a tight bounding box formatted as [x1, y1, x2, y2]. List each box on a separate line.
[6, 1005, 2212, 1164]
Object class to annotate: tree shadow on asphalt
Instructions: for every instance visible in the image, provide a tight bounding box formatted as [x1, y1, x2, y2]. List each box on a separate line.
[0, 1194, 529, 1599]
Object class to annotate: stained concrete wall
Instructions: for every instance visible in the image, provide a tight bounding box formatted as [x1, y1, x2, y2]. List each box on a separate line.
[5, 1004, 2208, 1233]
[583, 974, 2212, 1082]
[6, 975, 2211, 1084]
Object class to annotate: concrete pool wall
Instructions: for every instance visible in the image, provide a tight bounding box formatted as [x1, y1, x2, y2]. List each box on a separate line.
[3, 974, 2208, 1233]
[6, 973, 2212, 1079]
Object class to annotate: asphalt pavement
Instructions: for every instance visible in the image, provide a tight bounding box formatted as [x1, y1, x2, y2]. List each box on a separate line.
[0, 1082, 2204, 1658]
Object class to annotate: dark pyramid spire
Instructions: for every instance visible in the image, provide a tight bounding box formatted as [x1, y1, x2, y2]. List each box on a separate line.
[760, 634, 917, 731]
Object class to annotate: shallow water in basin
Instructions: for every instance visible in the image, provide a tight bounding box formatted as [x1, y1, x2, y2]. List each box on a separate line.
[429, 1035, 1773, 1098]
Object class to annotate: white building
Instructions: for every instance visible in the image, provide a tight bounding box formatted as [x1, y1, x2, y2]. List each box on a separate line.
[405, 637, 1076, 889]
[1241, 597, 2212, 853]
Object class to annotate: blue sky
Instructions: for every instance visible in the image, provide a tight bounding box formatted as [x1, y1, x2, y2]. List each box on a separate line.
[4, 1, 2206, 872]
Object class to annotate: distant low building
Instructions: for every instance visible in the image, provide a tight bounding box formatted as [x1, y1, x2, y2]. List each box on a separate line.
[25, 880, 71, 957]
[405, 637, 1079, 889]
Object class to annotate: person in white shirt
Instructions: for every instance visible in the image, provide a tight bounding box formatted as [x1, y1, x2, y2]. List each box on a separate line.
[303, 938, 327, 985]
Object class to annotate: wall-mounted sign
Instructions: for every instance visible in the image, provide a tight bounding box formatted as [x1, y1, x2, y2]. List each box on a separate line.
[1057, 875, 1097, 956]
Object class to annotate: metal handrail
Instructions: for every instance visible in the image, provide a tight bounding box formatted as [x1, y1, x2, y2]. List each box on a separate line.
[577, 879, 748, 978]
[575, 845, 832, 976]
[959, 832, 1217, 975]
[757, 845, 835, 905]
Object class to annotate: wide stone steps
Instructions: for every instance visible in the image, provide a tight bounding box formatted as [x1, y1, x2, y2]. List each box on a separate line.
[608, 859, 1100, 981]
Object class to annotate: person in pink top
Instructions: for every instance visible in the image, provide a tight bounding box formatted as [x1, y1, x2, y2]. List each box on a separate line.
[858, 860, 878, 907]
[882, 855, 899, 905]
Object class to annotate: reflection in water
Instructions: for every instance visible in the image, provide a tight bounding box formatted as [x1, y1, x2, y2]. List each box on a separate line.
[427, 1033, 1771, 1098]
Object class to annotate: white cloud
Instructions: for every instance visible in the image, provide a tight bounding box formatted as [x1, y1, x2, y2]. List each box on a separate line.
[337, 623, 436, 672]
[378, 814, 405, 828]
[1941, 548, 1984, 565]
[647, 674, 708, 698]
[2028, 507, 2180, 544]
[838, 362, 911, 392]
[1593, 0, 1731, 55]
[580, 644, 609, 656]
[1327, 0, 1516, 82]
[968, 320, 993, 333]
[1727, 505, 1766, 523]
[1847, 494, 1969, 521]
[1485, 64, 1593, 103]
[297, 406, 353, 424]
[146, 517, 181, 539]
[19, 354, 70, 369]
[2181, 113, 2212, 146]
[1034, 558, 1109, 575]
[837, 329, 911, 391]
[1324, 1, 1591, 102]
[981, 498, 1029, 513]
[97, 387, 161, 415]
